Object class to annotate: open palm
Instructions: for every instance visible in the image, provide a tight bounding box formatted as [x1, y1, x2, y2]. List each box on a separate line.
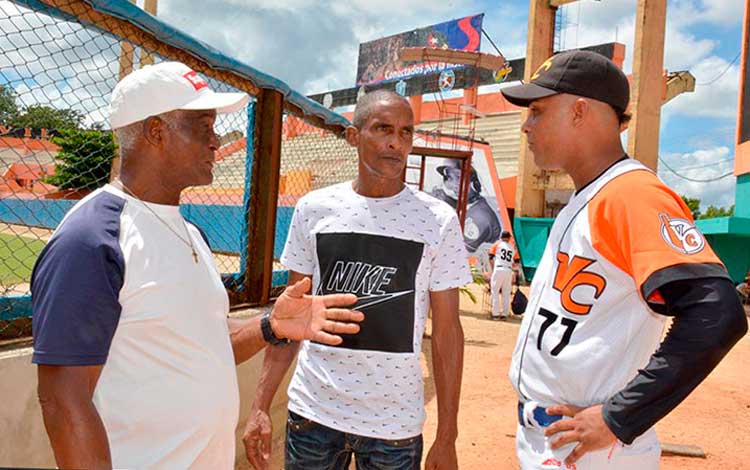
[271, 278, 362, 345]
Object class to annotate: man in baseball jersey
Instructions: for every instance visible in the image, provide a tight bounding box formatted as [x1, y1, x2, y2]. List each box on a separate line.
[489, 231, 515, 320]
[500, 50, 748, 469]
[243, 90, 471, 470]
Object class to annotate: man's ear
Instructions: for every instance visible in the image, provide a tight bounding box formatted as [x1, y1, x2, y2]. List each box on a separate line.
[345, 125, 359, 147]
[143, 116, 165, 147]
[572, 98, 588, 127]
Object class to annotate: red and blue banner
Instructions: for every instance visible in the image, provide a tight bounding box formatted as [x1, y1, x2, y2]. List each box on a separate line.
[356, 14, 484, 86]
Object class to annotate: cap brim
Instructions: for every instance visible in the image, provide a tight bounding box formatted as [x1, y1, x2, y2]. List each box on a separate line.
[180, 90, 250, 114]
[501, 82, 559, 108]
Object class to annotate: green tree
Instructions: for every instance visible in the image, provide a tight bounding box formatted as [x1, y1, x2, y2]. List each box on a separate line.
[45, 129, 116, 191]
[681, 195, 701, 220]
[0, 84, 19, 125]
[699, 204, 734, 219]
[12, 104, 83, 130]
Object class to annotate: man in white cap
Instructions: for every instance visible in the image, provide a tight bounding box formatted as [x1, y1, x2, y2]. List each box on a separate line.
[31, 62, 363, 470]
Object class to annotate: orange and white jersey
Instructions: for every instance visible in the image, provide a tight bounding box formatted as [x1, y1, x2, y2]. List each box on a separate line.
[509, 158, 725, 408]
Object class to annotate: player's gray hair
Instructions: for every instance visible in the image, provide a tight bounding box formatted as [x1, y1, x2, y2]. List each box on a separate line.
[115, 111, 182, 155]
[352, 89, 410, 129]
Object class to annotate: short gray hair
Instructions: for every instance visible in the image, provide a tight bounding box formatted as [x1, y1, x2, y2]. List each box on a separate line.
[114, 111, 182, 155]
[352, 89, 410, 129]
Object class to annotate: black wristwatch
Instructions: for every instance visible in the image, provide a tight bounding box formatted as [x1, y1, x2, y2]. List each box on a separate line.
[261, 313, 290, 345]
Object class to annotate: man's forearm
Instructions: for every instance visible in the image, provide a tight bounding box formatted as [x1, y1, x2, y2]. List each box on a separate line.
[40, 398, 111, 469]
[603, 277, 748, 444]
[431, 318, 464, 441]
[253, 341, 301, 410]
[229, 316, 267, 365]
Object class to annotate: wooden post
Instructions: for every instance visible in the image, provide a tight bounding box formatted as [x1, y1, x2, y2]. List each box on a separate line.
[627, 0, 667, 170]
[515, 0, 556, 217]
[245, 89, 284, 305]
[139, 0, 158, 66]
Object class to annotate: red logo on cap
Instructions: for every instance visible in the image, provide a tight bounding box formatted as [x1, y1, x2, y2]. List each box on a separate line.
[183, 70, 208, 91]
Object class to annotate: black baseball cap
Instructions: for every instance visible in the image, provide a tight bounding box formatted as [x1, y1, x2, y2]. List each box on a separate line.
[501, 50, 630, 114]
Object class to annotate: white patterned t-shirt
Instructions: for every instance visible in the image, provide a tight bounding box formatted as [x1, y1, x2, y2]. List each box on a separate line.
[280, 182, 472, 439]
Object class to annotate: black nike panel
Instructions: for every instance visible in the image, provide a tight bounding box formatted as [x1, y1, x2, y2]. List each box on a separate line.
[316, 232, 424, 353]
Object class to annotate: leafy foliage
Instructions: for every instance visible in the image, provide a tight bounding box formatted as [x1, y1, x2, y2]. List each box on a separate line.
[45, 129, 116, 191]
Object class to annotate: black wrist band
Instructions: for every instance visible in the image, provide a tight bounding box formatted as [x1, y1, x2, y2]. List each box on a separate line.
[261, 313, 290, 345]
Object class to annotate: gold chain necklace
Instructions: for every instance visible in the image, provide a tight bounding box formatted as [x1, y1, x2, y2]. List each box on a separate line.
[115, 179, 199, 264]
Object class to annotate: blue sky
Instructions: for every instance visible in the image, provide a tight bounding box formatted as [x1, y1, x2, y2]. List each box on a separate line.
[1, 0, 743, 209]
[153, 0, 744, 210]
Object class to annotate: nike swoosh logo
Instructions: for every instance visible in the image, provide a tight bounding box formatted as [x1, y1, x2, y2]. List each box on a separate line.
[353, 290, 414, 310]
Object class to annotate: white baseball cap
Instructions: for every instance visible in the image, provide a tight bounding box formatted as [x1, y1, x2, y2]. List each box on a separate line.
[109, 61, 250, 129]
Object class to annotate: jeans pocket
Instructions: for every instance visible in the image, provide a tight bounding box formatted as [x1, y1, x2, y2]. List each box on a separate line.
[287, 411, 317, 433]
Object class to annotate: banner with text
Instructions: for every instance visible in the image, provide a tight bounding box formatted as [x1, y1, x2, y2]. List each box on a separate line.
[356, 14, 484, 86]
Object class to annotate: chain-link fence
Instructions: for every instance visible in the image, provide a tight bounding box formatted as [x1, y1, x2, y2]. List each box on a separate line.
[0, 0, 349, 338]
[271, 114, 357, 295]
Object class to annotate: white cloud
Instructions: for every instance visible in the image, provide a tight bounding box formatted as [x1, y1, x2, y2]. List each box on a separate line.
[664, 54, 740, 119]
[658, 146, 737, 209]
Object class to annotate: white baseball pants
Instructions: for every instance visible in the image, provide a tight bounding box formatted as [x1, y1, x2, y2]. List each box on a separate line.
[491, 268, 512, 318]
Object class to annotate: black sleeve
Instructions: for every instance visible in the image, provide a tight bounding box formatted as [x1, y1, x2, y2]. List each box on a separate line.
[602, 275, 748, 444]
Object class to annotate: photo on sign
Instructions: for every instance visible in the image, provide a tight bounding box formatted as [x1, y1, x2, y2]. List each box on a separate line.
[408, 137, 511, 270]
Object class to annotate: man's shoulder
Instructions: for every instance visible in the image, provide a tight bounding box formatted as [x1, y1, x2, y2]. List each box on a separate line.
[52, 188, 126, 248]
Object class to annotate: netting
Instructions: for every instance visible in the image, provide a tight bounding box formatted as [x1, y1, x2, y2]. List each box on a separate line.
[0, 0, 348, 338]
[271, 114, 356, 295]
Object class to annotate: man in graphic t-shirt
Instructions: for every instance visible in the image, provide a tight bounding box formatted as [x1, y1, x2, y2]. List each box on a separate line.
[243, 90, 472, 470]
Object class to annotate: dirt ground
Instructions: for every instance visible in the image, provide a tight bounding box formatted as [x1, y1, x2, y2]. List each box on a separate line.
[240, 285, 749, 469]
[418, 285, 750, 470]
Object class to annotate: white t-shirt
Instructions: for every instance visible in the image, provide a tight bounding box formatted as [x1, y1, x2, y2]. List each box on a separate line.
[32, 185, 238, 469]
[280, 182, 472, 439]
[493, 241, 515, 271]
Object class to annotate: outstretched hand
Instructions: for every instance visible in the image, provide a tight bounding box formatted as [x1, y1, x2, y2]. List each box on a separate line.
[270, 277, 363, 345]
[544, 404, 617, 466]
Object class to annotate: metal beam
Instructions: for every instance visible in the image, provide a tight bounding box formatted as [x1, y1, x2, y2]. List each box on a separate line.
[245, 89, 284, 305]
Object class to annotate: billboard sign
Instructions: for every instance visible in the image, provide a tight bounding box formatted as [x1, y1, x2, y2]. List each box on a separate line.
[356, 14, 484, 86]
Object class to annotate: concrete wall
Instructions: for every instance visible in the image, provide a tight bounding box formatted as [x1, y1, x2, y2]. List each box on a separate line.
[0, 312, 292, 468]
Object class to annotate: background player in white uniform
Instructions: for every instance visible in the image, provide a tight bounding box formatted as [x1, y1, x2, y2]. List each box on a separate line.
[490, 231, 514, 319]
[500, 50, 747, 470]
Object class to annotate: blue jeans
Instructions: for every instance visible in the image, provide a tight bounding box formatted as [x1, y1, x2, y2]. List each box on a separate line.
[285, 411, 423, 470]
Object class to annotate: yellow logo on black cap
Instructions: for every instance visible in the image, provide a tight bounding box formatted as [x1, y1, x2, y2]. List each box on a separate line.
[531, 56, 555, 81]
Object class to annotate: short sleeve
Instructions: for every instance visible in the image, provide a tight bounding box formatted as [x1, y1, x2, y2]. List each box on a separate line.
[430, 213, 473, 291]
[488, 241, 499, 256]
[280, 201, 315, 275]
[31, 197, 125, 366]
[589, 170, 728, 301]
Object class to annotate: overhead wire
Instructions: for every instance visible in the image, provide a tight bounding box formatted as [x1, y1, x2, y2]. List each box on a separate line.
[696, 51, 741, 86]
[659, 157, 734, 182]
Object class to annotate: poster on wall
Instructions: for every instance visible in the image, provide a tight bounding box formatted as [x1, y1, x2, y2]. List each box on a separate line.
[356, 14, 484, 86]
[409, 135, 511, 271]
